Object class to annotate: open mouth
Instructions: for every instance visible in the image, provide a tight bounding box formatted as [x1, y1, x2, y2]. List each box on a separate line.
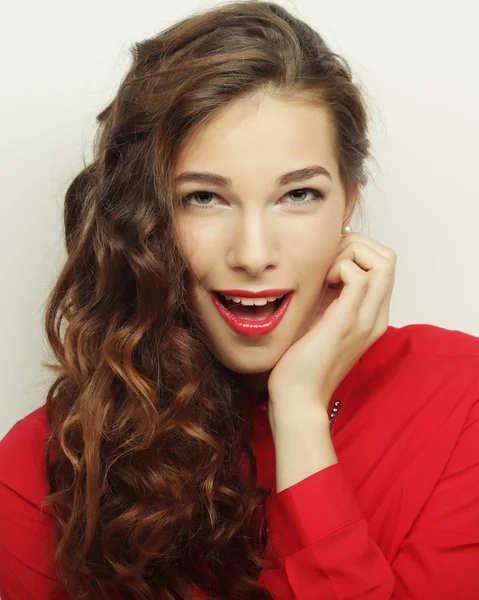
[213, 292, 286, 312]
[210, 290, 294, 336]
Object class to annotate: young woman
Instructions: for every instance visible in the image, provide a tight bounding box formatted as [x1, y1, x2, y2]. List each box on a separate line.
[1, 1, 479, 599]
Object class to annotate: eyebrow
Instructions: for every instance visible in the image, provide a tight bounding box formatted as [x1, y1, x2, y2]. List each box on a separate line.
[174, 165, 332, 187]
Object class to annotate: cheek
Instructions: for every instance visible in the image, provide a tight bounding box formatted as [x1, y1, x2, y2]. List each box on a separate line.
[179, 228, 220, 294]
[178, 218, 220, 260]
[176, 221, 204, 269]
[288, 227, 339, 275]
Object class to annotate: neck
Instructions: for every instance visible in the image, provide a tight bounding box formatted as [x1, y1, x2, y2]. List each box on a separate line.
[232, 370, 270, 392]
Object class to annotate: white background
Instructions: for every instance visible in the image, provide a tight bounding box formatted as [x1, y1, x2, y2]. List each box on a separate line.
[1, 0, 478, 437]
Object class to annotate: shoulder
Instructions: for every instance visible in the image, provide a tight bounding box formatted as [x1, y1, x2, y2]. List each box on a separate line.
[0, 404, 59, 595]
[0, 405, 62, 598]
[391, 323, 479, 388]
[0, 403, 51, 503]
[396, 322, 479, 358]
[357, 323, 479, 429]
[362, 322, 479, 376]
[341, 325, 479, 482]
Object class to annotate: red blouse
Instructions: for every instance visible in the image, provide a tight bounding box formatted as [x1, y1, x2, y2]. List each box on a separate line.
[2, 323, 479, 599]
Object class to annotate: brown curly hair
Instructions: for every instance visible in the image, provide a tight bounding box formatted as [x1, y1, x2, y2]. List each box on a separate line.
[39, 1, 373, 598]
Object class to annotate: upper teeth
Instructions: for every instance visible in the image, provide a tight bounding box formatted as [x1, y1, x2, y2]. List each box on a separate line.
[222, 294, 285, 306]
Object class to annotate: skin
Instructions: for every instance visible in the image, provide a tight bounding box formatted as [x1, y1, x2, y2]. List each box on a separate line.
[267, 231, 396, 490]
[173, 91, 357, 394]
[173, 90, 397, 492]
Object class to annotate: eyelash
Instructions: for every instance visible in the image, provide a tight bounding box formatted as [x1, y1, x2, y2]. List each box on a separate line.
[179, 187, 325, 210]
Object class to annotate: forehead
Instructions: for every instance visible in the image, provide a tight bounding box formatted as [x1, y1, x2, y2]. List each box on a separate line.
[175, 94, 337, 179]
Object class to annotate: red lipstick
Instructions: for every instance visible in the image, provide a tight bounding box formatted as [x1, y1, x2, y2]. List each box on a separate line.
[214, 289, 293, 298]
[211, 291, 294, 337]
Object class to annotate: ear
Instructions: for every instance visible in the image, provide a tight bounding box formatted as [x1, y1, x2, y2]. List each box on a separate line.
[344, 181, 359, 222]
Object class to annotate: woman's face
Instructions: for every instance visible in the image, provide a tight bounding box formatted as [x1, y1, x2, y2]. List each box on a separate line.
[173, 92, 356, 389]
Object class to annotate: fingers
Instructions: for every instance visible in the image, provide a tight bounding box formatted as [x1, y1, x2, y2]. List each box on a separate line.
[338, 232, 397, 264]
[359, 255, 395, 333]
[325, 260, 370, 329]
[325, 239, 396, 336]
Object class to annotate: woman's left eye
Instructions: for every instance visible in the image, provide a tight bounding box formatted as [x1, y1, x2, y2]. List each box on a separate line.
[180, 188, 325, 209]
[286, 188, 325, 205]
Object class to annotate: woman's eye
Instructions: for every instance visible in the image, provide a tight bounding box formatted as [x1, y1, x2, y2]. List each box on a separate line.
[182, 191, 218, 208]
[287, 188, 325, 204]
[180, 188, 325, 209]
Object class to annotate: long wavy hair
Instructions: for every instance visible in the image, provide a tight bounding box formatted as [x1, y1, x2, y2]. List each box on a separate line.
[40, 1, 372, 598]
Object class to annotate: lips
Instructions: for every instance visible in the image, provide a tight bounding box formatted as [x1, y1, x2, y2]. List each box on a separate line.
[214, 288, 294, 298]
[210, 290, 294, 337]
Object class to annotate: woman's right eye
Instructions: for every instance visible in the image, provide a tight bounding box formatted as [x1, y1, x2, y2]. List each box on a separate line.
[181, 191, 220, 209]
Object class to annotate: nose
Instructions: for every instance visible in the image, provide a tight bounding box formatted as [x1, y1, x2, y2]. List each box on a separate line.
[226, 214, 279, 276]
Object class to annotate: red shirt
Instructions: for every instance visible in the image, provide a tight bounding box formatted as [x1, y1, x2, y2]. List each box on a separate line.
[2, 323, 479, 599]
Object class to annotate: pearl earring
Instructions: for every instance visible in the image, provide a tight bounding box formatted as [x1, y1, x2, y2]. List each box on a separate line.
[340, 224, 353, 238]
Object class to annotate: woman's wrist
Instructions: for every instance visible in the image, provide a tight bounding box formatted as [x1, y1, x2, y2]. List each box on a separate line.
[268, 401, 338, 493]
[267, 393, 331, 432]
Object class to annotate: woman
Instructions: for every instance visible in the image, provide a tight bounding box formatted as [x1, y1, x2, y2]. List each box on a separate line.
[1, 1, 479, 599]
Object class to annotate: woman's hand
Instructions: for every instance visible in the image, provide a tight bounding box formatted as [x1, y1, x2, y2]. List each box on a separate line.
[267, 232, 397, 422]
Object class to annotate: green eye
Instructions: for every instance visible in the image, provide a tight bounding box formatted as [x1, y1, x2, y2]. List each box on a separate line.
[180, 187, 325, 209]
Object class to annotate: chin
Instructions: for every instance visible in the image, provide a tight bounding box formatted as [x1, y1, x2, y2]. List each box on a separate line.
[214, 351, 279, 376]
[223, 360, 275, 376]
